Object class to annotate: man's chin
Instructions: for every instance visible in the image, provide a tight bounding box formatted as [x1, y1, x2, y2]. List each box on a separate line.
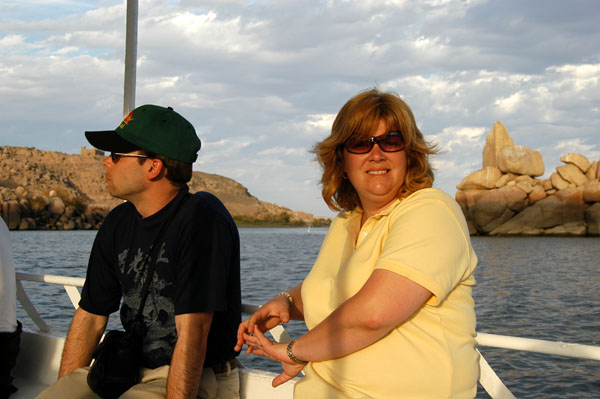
[108, 189, 126, 201]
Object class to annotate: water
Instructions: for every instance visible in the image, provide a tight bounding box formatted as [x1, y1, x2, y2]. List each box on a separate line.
[8, 229, 600, 398]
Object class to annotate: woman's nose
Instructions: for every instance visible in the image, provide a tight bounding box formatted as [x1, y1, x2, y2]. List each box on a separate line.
[369, 143, 386, 160]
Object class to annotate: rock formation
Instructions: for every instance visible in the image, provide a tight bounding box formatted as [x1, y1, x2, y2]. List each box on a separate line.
[0, 146, 329, 230]
[456, 122, 599, 236]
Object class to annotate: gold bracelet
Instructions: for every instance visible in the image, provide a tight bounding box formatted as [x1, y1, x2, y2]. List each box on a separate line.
[286, 339, 308, 365]
[278, 291, 294, 308]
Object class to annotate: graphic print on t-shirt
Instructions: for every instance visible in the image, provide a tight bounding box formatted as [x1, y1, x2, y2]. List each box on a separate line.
[118, 241, 178, 368]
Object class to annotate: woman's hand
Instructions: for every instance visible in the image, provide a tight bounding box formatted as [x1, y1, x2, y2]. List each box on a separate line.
[234, 294, 291, 353]
[243, 328, 306, 387]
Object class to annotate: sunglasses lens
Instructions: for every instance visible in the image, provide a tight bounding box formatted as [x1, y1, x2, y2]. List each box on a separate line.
[345, 139, 372, 154]
[110, 152, 120, 162]
[379, 132, 404, 152]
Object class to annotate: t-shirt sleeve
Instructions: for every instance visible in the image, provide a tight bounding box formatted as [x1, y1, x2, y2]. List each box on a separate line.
[374, 197, 474, 305]
[79, 219, 123, 315]
[173, 200, 237, 315]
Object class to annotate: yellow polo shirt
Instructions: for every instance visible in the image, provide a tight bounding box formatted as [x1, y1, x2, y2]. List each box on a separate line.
[296, 189, 478, 398]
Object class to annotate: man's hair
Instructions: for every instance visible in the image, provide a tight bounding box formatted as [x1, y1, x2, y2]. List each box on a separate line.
[311, 88, 439, 212]
[139, 149, 193, 186]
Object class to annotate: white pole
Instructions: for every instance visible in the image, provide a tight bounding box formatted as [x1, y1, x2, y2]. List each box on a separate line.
[123, 0, 138, 117]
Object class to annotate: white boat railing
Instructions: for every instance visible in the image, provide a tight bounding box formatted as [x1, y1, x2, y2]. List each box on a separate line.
[15, 272, 600, 399]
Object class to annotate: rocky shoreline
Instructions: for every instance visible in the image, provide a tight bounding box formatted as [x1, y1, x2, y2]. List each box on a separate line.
[455, 122, 599, 236]
[0, 146, 330, 230]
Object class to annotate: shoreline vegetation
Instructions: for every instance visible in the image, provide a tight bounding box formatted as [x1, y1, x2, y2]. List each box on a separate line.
[233, 213, 331, 228]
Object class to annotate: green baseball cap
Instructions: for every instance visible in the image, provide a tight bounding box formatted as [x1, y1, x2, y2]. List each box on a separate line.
[85, 104, 201, 163]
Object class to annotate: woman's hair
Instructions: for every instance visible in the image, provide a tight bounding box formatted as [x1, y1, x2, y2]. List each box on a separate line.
[312, 88, 439, 212]
[139, 149, 192, 186]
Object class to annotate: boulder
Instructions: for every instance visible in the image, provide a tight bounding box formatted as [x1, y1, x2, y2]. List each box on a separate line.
[583, 179, 600, 202]
[560, 153, 590, 173]
[585, 202, 600, 235]
[555, 186, 585, 208]
[550, 172, 570, 190]
[542, 179, 553, 191]
[47, 196, 66, 217]
[2, 200, 21, 230]
[18, 218, 32, 231]
[497, 146, 545, 176]
[586, 161, 599, 180]
[515, 175, 534, 194]
[455, 189, 487, 216]
[528, 185, 547, 204]
[490, 193, 584, 235]
[470, 189, 512, 232]
[456, 167, 502, 190]
[502, 186, 529, 212]
[466, 220, 477, 236]
[469, 186, 526, 233]
[482, 121, 515, 168]
[544, 221, 587, 236]
[556, 164, 588, 186]
[15, 186, 28, 198]
[29, 194, 50, 214]
[479, 208, 515, 233]
[494, 173, 518, 188]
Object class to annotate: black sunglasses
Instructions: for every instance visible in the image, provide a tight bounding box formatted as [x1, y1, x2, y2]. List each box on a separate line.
[110, 152, 149, 162]
[344, 131, 405, 154]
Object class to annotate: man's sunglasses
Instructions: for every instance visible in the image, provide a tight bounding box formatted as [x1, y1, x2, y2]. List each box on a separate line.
[110, 152, 149, 162]
[344, 131, 405, 154]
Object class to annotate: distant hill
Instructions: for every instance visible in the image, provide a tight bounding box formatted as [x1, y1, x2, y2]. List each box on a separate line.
[0, 146, 330, 230]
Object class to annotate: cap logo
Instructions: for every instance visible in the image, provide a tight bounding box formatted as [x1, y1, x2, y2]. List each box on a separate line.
[119, 112, 134, 129]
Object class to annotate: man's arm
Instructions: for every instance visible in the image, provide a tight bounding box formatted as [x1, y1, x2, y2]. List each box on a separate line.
[166, 312, 213, 399]
[59, 307, 107, 378]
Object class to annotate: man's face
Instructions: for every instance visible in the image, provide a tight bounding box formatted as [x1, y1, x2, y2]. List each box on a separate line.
[101, 151, 149, 201]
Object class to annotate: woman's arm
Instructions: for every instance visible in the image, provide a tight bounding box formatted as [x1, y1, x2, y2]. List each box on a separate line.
[293, 269, 432, 361]
[244, 268, 432, 382]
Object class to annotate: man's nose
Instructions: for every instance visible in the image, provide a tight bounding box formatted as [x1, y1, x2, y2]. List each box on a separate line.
[102, 156, 112, 167]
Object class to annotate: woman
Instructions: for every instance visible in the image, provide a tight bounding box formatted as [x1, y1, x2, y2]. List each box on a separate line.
[235, 88, 479, 398]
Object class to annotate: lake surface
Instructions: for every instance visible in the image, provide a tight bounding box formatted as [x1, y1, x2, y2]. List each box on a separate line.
[8, 228, 600, 398]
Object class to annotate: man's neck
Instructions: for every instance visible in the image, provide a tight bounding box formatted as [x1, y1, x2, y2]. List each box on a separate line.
[131, 184, 182, 218]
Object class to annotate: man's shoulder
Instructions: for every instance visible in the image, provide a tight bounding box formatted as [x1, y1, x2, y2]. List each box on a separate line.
[189, 190, 222, 203]
[104, 200, 136, 222]
[184, 191, 234, 222]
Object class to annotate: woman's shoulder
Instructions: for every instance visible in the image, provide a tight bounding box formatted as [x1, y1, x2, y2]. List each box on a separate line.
[393, 188, 463, 219]
[405, 187, 453, 202]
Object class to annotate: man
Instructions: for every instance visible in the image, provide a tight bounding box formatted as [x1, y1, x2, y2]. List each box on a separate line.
[39, 105, 241, 399]
[0, 218, 21, 399]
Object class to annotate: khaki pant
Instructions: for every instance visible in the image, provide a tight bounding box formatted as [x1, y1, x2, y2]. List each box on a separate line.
[37, 364, 240, 399]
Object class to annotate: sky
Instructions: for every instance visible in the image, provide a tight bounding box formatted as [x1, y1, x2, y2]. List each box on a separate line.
[1, 0, 599, 217]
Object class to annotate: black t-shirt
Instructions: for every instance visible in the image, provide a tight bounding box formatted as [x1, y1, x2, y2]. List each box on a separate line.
[80, 188, 241, 368]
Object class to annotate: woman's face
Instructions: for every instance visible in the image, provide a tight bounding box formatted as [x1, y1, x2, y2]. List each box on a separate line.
[343, 120, 407, 216]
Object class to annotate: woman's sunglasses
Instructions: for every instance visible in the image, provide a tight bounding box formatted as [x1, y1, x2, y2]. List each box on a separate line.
[344, 131, 405, 154]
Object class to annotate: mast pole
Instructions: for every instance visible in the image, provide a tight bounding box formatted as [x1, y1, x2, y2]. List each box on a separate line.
[123, 0, 138, 117]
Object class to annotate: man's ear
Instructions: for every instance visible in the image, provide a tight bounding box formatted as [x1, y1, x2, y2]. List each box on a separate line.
[146, 158, 165, 180]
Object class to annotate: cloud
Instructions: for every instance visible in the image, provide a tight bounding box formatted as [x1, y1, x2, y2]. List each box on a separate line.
[0, 0, 599, 217]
